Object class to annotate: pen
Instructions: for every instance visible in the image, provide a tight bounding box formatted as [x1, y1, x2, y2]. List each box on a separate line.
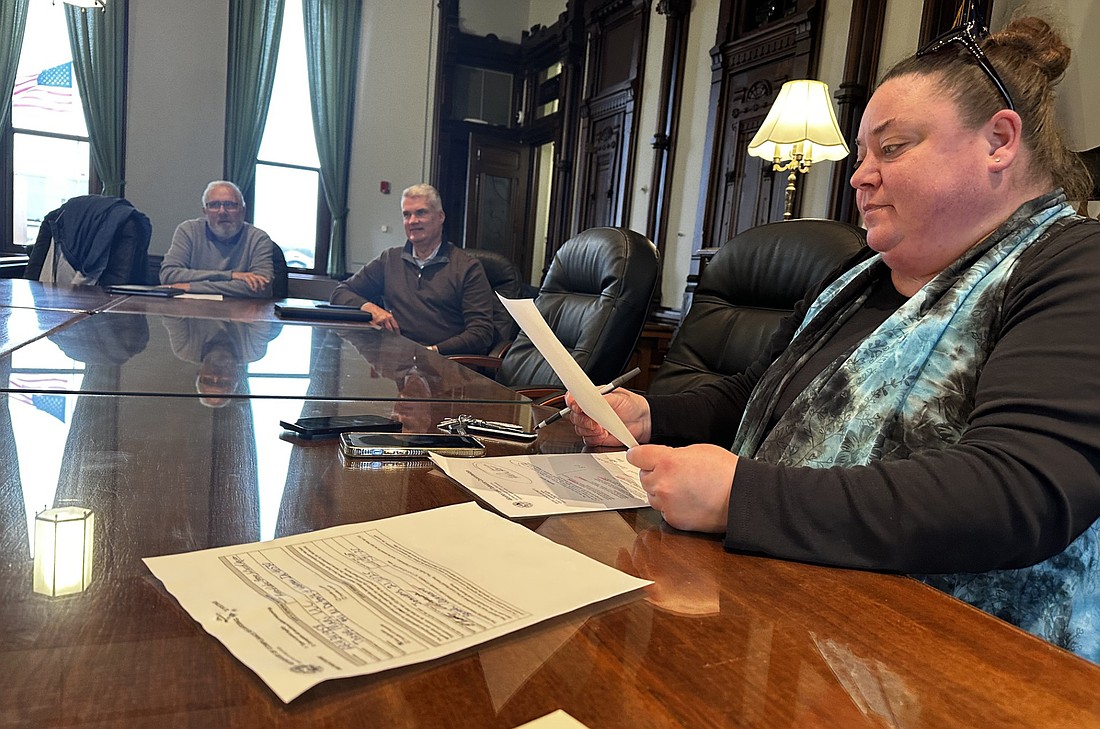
[535, 367, 641, 430]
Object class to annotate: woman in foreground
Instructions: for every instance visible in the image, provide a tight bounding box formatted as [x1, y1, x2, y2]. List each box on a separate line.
[570, 15, 1100, 659]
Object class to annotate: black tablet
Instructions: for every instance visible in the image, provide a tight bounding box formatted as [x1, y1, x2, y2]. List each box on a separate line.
[105, 284, 184, 297]
[274, 299, 374, 322]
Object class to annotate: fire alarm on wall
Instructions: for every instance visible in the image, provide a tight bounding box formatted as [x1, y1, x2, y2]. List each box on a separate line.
[380, 181, 391, 194]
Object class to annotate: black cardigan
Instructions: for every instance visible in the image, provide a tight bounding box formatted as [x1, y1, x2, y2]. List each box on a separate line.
[649, 218, 1100, 574]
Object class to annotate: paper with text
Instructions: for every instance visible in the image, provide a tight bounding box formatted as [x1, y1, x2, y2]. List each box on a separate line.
[499, 296, 638, 447]
[143, 502, 649, 703]
[429, 451, 648, 518]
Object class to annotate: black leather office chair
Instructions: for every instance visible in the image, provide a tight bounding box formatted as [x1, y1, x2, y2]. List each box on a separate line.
[647, 218, 866, 396]
[453, 227, 659, 394]
[461, 247, 530, 346]
[270, 242, 289, 300]
[25, 195, 153, 286]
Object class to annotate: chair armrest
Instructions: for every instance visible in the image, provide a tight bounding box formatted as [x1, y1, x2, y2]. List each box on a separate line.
[447, 354, 503, 369]
[514, 387, 566, 407]
[488, 340, 512, 359]
[448, 340, 512, 376]
[448, 354, 504, 378]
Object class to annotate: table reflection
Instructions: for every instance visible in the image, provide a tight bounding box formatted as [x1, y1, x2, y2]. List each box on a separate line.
[0, 354, 27, 560]
[0, 277, 117, 313]
[162, 316, 282, 406]
[617, 523, 721, 617]
[333, 329, 455, 432]
[1, 312, 526, 403]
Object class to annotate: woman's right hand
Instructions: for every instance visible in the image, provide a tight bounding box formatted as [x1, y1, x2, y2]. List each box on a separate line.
[566, 388, 652, 446]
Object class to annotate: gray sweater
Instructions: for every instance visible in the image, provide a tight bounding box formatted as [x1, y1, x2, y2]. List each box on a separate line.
[160, 219, 274, 298]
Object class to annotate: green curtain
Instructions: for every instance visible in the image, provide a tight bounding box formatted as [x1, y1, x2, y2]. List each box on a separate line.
[0, 0, 31, 132]
[64, 0, 127, 197]
[303, 0, 361, 277]
[224, 0, 285, 200]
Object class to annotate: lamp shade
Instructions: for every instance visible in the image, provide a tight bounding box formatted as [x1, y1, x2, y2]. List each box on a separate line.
[747, 80, 849, 164]
[33, 507, 95, 597]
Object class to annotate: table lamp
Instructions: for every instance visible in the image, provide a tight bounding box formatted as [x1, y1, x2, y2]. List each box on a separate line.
[33, 506, 95, 597]
[747, 79, 849, 220]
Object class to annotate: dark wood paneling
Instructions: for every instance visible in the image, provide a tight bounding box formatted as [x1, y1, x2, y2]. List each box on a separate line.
[700, 2, 822, 251]
[572, 1, 650, 232]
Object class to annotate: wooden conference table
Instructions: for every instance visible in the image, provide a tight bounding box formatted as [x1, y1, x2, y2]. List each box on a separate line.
[2, 283, 1100, 728]
[0, 280, 528, 404]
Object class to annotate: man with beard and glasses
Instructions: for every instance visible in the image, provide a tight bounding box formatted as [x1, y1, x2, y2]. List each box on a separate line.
[160, 180, 274, 297]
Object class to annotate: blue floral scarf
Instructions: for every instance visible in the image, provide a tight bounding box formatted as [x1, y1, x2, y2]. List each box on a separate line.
[731, 193, 1100, 659]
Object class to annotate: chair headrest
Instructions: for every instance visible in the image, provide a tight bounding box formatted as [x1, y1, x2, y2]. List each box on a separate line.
[542, 227, 659, 306]
[462, 248, 523, 296]
[498, 227, 659, 388]
[698, 219, 867, 309]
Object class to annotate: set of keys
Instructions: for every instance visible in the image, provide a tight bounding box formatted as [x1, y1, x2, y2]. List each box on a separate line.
[438, 415, 538, 441]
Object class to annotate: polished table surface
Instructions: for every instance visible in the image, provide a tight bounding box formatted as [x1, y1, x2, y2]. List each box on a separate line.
[1, 278, 111, 356]
[1, 310, 528, 404]
[4, 283, 1100, 727]
[0, 306, 86, 358]
[106, 290, 290, 322]
[0, 278, 119, 314]
[2, 389, 1100, 728]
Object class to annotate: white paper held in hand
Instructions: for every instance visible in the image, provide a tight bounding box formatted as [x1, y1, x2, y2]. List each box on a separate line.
[498, 295, 639, 447]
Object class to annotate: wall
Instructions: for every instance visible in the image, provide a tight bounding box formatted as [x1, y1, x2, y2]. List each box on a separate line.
[992, 0, 1099, 151]
[125, 0, 227, 253]
[124, 0, 443, 267]
[458, 0, 568, 42]
[344, 0, 441, 270]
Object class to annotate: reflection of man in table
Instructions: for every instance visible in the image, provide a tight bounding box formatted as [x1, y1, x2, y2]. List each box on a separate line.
[163, 317, 283, 547]
[163, 317, 282, 407]
[332, 329, 449, 432]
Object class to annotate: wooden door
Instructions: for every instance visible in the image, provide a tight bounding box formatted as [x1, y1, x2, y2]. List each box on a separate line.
[463, 134, 533, 277]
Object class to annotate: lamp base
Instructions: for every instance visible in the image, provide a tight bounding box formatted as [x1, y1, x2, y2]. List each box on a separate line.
[783, 169, 798, 220]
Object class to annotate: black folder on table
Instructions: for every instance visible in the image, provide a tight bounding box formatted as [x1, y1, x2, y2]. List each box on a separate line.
[274, 298, 374, 322]
[105, 284, 184, 297]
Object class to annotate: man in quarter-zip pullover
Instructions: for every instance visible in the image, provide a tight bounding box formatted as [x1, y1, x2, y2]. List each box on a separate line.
[330, 184, 495, 355]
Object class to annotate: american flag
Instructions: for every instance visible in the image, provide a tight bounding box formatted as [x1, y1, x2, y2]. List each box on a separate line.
[8, 374, 72, 423]
[12, 61, 74, 112]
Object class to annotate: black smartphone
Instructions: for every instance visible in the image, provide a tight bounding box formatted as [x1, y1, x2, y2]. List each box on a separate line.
[339, 432, 485, 458]
[280, 414, 402, 439]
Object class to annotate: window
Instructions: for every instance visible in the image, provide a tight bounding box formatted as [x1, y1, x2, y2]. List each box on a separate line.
[534, 62, 561, 120]
[253, 0, 326, 272]
[5, 1, 92, 252]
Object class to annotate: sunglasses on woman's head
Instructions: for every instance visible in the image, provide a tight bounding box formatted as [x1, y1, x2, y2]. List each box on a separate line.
[916, 19, 1016, 112]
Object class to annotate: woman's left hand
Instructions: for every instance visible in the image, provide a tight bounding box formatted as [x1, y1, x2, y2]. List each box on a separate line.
[626, 444, 737, 533]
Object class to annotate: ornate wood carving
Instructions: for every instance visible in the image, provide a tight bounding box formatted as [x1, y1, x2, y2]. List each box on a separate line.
[571, 0, 650, 232]
[699, 1, 820, 252]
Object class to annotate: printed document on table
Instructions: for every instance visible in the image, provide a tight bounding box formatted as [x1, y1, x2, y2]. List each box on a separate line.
[429, 450, 648, 518]
[499, 296, 638, 447]
[143, 502, 649, 703]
